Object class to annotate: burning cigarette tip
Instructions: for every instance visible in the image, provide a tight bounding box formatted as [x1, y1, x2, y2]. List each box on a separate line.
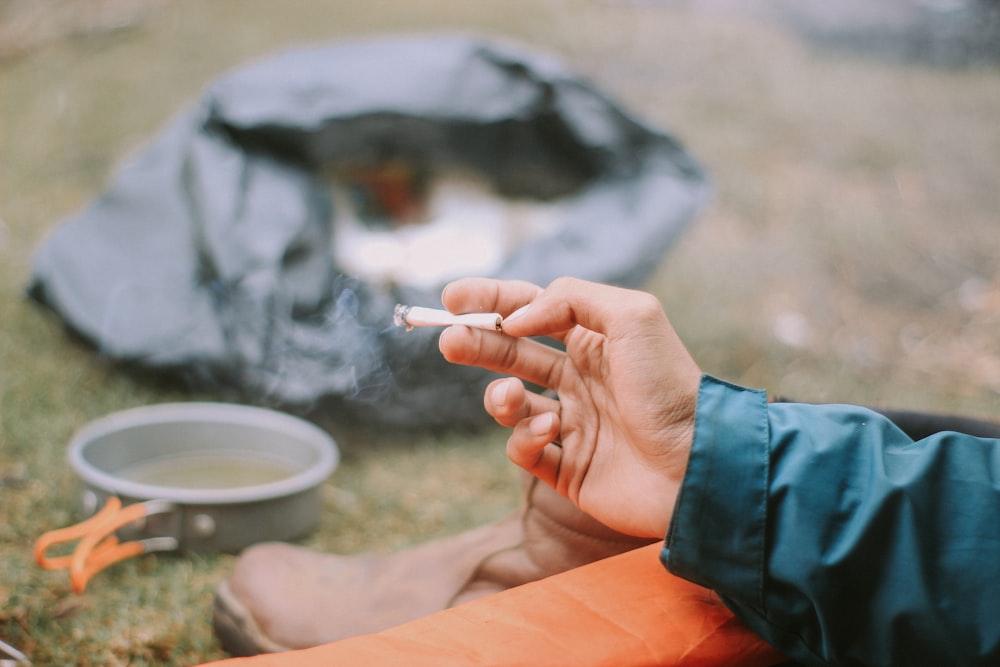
[393, 304, 412, 329]
[393, 304, 503, 332]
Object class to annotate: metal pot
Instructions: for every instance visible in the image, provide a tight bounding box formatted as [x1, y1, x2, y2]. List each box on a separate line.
[35, 402, 339, 592]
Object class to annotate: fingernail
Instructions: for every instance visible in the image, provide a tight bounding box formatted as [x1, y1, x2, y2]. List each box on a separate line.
[440, 283, 453, 305]
[530, 412, 554, 437]
[491, 380, 509, 408]
[505, 304, 531, 323]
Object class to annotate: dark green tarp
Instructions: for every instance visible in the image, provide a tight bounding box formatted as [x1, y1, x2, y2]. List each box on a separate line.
[29, 34, 708, 428]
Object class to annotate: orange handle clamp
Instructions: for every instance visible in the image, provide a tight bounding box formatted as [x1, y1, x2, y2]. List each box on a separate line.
[34, 496, 177, 593]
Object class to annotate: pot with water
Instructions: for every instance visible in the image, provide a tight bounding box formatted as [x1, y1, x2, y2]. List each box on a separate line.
[35, 402, 339, 592]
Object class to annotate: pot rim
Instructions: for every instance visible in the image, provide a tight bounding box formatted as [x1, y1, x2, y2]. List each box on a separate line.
[67, 402, 339, 505]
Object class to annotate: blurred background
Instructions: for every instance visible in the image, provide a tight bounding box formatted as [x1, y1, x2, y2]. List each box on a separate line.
[2, 1, 999, 664]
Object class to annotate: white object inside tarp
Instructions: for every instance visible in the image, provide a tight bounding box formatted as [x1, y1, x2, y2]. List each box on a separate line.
[331, 171, 565, 290]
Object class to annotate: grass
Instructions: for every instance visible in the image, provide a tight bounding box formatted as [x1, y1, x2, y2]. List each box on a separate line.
[2, 1, 1000, 665]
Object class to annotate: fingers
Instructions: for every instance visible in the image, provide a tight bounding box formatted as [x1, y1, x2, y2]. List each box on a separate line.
[439, 325, 566, 391]
[443, 277, 669, 343]
[441, 278, 543, 318]
[506, 411, 563, 489]
[501, 277, 669, 342]
[492, 385, 599, 501]
[483, 377, 561, 428]
[483, 378, 563, 489]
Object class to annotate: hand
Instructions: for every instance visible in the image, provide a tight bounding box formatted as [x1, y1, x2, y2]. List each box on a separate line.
[438, 277, 702, 539]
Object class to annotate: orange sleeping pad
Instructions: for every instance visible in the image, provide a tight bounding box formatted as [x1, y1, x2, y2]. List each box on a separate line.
[195, 543, 785, 667]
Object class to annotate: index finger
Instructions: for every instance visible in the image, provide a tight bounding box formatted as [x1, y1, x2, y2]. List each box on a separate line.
[441, 278, 543, 318]
[501, 277, 669, 341]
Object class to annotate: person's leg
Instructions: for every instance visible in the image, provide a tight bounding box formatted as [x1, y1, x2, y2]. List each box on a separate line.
[200, 544, 786, 667]
[214, 473, 657, 654]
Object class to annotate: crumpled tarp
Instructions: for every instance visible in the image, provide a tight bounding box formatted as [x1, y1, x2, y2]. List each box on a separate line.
[28, 34, 708, 428]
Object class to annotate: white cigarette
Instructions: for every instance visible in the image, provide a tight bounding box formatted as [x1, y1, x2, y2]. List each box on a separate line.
[394, 304, 502, 332]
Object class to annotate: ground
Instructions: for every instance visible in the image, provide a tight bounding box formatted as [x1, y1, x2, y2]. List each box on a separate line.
[1, 1, 999, 665]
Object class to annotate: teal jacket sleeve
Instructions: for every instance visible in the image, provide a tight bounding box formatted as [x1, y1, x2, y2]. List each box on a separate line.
[662, 375, 1000, 666]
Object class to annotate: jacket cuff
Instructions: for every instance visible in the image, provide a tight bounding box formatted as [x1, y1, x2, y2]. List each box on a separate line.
[661, 374, 768, 608]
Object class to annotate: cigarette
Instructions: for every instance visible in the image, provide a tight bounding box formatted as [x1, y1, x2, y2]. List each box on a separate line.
[394, 304, 502, 332]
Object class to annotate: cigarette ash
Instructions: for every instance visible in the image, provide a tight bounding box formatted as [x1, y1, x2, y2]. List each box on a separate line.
[393, 304, 413, 331]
